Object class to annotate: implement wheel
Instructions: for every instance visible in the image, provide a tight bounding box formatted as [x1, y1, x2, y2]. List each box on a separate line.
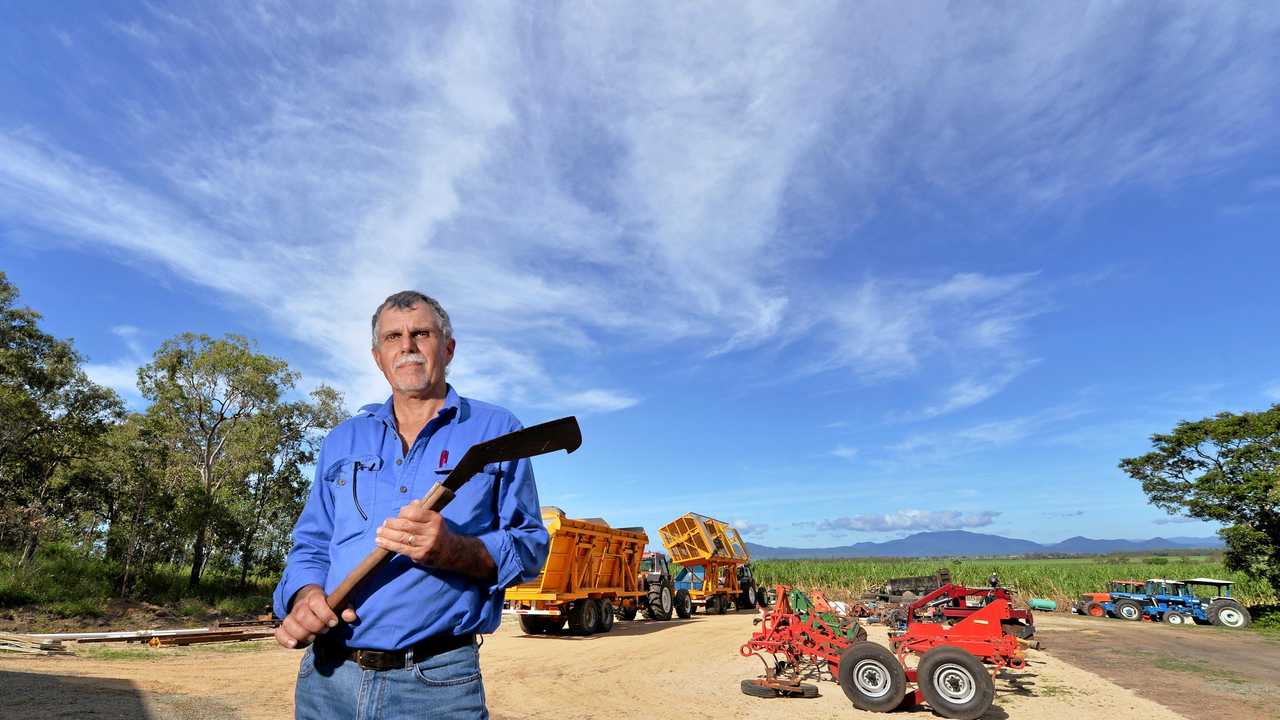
[917, 646, 994, 720]
[518, 615, 547, 635]
[837, 642, 906, 713]
[674, 589, 693, 619]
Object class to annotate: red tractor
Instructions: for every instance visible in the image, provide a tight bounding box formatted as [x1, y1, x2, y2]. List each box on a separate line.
[741, 585, 1029, 720]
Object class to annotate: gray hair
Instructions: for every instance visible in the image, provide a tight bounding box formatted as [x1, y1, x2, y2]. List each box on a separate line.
[371, 291, 453, 347]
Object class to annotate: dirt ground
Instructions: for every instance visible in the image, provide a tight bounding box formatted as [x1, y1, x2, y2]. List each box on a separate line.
[0, 610, 1195, 720]
[1034, 612, 1280, 720]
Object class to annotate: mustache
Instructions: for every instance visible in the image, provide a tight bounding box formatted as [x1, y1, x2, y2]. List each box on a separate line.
[394, 353, 427, 369]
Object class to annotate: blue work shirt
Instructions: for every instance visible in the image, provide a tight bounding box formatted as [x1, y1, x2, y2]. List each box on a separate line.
[272, 385, 549, 650]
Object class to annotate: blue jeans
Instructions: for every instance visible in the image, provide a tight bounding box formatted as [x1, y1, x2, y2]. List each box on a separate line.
[294, 641, 489, 719]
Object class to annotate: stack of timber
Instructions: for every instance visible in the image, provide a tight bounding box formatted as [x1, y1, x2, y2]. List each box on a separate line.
[0, 632, 73, 656]
[28, 624, 278, 649]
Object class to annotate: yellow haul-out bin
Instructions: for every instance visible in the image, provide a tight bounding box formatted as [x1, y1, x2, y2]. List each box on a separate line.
[504, 507, 648, 635]
[659, 512, 760, 614]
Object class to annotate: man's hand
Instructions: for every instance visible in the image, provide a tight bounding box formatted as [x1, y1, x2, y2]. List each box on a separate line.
[274, 584, 358, 650]
[377, 501, 496, 581]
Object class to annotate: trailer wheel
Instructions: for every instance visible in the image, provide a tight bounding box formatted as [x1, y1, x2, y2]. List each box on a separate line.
[621, 603, 638, 621]
[1114, 599, 1143, 621]
[717, 595, 729, 614]
[674, 589, 693, 619]
[704, 596, 718, 615]
[568, 599, 599, 635]
[1208, 600, 1251, 628]
[518, 615, 546, 635]
[917, 646, 995, 720]
[836, 642, 906, 712]
[598, 600, 615, 632]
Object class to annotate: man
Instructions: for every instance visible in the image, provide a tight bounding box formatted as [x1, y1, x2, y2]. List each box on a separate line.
[273, 291, 549, 720]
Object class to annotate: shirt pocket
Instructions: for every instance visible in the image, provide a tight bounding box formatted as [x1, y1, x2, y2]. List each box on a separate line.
[326, 455, 383, 547]
[439, 464, 501, 536]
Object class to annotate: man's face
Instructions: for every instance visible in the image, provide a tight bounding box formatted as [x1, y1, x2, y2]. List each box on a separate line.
[371, 303, 455, 396]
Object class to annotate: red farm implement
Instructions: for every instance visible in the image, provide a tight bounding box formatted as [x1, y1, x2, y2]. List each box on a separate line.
[898, 582, 1036, 639]
[741, 585, 1029, 720]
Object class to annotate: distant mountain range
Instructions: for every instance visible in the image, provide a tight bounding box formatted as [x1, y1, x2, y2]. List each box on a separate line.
[744, 530, 1224, 560]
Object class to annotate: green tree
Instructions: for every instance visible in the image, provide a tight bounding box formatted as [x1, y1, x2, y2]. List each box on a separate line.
[0, 272, 123, 566]
[138, 333, 298, 588]
[1120, 405, 1280, 593]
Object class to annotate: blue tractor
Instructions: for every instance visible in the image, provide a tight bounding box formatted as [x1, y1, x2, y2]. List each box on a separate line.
[1100, 577, 1251, 628]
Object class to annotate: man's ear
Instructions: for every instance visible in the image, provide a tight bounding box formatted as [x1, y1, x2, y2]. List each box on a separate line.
[444, 337, 456, 365]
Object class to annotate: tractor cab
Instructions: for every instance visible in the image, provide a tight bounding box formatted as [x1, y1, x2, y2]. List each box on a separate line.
[639, 551, 672, 582]
[1145, 579, 1192, 598]
[1106, 579, 1146, 597]
[1182, 578, 1234, 602]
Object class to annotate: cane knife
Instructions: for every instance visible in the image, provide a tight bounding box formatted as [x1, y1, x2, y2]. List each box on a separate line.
[325, 415, 582, 611]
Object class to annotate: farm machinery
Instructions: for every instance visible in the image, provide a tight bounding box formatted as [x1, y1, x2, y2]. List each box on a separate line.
[1075, 577, 1251, 628]
[741, 584, 1030, 720]
[890, 582, 1037, 639]
[659, 512, 759, 613]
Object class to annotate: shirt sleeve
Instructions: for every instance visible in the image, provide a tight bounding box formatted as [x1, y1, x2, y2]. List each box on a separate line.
[272, 444, 336, 618]
[476, 434, 550, 593]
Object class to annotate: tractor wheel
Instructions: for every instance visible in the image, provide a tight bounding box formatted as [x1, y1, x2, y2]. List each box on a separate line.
[598, 600, 615, 633]
[568, 599, 599, 635]
[645, 585, 674, 621]
[704, 596, 719, 615]
[837, 642, 907, 712]
[1163, 611, 1187, 626]
[1085, 602, 1107, 618]
[739, 585, 757, 610]
[1114, 599, 1143, 621]
[621, 603, 639, 621]
[518, 615, 547, 635]
[917, 646, 996, 720]
[674, 589, 693, 619]
[1208, 600, 1252, 629]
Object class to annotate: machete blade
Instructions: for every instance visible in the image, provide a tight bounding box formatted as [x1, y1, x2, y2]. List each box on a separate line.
[440, 415, 581, 492]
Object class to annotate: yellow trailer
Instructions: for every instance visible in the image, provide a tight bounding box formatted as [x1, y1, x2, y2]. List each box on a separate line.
[659, 512, 760, 614]
[504, 507, 648, 635]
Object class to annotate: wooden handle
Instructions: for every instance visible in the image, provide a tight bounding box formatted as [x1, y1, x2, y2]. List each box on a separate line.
[325, 482, 457, 611]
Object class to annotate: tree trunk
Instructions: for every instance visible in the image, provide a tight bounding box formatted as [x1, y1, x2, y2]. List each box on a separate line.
[238, 546, 252, 589]
[188, 522, 207, 588]
[18, 529, 39, 569]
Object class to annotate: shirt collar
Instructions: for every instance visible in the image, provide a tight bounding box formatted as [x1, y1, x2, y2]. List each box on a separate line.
[369, 384, 461, 429]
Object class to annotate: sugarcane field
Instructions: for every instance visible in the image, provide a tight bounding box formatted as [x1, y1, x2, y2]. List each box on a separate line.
[4, 3, 1280, 720]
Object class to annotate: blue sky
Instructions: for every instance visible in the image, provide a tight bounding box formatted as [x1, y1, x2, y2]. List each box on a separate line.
[3, 3, 1279, 549]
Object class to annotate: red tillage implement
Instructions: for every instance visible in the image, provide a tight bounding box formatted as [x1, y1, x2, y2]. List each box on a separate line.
[741, 585, 1028, 720]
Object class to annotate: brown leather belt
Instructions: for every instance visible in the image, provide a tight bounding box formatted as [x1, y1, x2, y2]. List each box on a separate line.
[317, 633, 475, 671]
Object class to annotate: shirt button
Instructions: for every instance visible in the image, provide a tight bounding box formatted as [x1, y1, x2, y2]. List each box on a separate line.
[400, 486, 408, 494]
[396, 458, 403, 465]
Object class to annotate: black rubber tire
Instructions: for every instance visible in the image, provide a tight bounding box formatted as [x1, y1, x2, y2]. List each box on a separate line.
[1114, 599, 1143, 621]
[781, 682, 820, 698]
[917, 646, 995, 720]
[738, 585, 757, 610]
[1208, 600, 1251, 628]
[598, 600, 615, 633]
[621, 604, 638, 621]
[674, 589, 693, 619]
[740, 679, 777, 698]
[704, 596, 719, 615]
[518, 615, 546, 635]
[836, 642, 907, 712]
[716, 595, 728, 614]
[568, 599, 599, 635]
[645, 585, 674, 621]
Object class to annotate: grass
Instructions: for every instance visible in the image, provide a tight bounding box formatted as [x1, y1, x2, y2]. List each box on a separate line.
[752, 557, 1277, 608]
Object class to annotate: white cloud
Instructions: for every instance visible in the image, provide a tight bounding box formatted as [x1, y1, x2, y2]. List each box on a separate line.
[83, 361, 142, 405]
[2, 3, 1277, 415]
[830, 445, 859, 461]
[733, 519, 770, 537]
[560, 389, 640, 415]
[817, 510, 1001, 533]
